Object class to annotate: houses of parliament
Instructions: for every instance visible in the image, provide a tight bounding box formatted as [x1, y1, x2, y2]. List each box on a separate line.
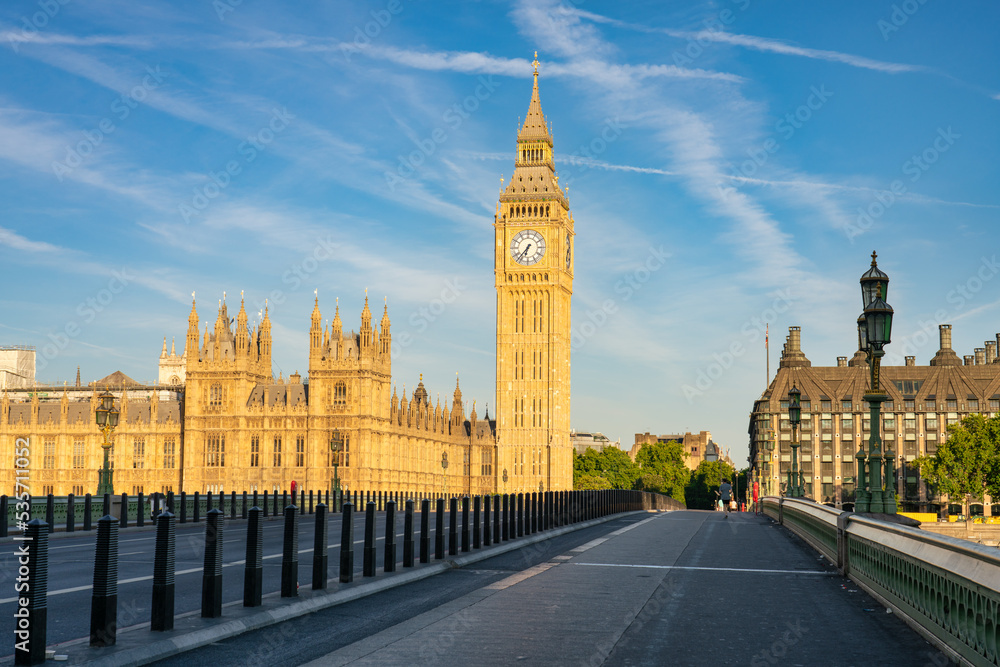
[0, 59, 576, 498]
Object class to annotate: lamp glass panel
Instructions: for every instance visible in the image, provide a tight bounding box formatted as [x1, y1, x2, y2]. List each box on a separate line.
[109, 409, 119, 428]
[96, 409, 108, 427]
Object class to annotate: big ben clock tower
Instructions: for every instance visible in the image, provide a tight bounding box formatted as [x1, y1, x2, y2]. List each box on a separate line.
[495, 54, 574, 492]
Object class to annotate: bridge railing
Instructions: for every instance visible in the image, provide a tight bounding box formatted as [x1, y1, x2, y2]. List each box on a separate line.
[763, 495, 1000, 667]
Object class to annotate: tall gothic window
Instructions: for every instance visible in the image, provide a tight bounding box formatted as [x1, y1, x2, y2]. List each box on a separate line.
[334, 381, 347, 408]
[206, 434, 224, 467]
[73, 439, 85, 469]
[250, 436, 260, 467]
[296, 435, 305, 467]
[133, 437, 145, 469]
[273, 437, 282, 467]
[164, 438, 175, 469]
[43, 438, 55, 469]
[209, 383, 223, 410]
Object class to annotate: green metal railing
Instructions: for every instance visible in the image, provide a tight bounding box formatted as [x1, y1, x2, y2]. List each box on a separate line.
[764, 496, 1000, 666]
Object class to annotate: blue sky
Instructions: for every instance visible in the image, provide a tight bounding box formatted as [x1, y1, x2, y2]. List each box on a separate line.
[1, 0, 998, 467]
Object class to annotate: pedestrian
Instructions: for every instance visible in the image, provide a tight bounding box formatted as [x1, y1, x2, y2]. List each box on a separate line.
[752, 479, 760, 515]
[719, 479, 733, 517]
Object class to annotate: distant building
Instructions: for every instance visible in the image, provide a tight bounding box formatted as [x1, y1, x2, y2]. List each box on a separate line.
[0, 346, 35, 389]
[748, 324, 1000, 509]
[630, 430, 723, 470]
[570, 430, 620, 456]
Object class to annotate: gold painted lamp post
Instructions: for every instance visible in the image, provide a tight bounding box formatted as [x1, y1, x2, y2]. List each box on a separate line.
[441, 451, 449, 497]
[856, 252, 896, 514]
[95, 390, 120, 495]
[330, 431, 343, 511]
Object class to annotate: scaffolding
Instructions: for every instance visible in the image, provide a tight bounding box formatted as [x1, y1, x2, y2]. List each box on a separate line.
[0, 346, 36, 389]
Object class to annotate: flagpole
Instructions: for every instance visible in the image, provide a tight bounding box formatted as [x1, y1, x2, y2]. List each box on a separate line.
[765, 323, 769, 388]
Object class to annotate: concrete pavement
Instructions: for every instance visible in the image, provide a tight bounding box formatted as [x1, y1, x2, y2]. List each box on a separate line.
[302, 511, 951, 666]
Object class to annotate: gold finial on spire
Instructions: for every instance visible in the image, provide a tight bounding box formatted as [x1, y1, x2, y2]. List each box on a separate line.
[871, 250, 878, 266]
[532, 51, 539, 75]
[420, 373, 423, 382]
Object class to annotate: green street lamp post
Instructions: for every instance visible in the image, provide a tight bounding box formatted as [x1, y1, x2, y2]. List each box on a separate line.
[856, 251, 896, 514]
[95, 390, 120, 496]
[787, 386, 803, 497]
[330, 431, 343, 511]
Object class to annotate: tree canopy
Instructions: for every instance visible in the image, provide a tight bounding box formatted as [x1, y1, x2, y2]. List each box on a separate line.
[633, 440, 691, 503]
[685, 459, 736, 510]
[915, 414, 1000, 506]
[573, 440, 691, 503]
[573, 446, 639, 491]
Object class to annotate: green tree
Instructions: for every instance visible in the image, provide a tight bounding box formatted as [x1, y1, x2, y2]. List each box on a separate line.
[573, 447, 639, 490]
[915, 414, 1000, 513]
[633, 441, 691, 503]
[685, 460, 736, 510]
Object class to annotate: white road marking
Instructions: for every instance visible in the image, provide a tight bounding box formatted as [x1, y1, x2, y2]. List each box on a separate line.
[572, 562, 834, 575]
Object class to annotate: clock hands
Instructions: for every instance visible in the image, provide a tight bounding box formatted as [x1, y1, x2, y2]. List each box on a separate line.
[518, 242, 533, 262]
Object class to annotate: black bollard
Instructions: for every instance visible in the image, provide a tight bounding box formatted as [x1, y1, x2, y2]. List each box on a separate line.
[282, 491, 288, 514]
[66, 494, 75, 533]
[493, 495, 501, 544]
[137, 492, 145, 528]
[312, 503, 328, 590]
[206, 490, 214, 513]
[179, 491, 187, 523]
[193, 491, 200, 523]
[201, 509, 224, 617]
[435, 498, 445, 560]
[517, 493, 524, 536]
[363, 501, 377, 577]
[119, 493, 128, 528]
[384, 500, 397, 572]
[84, 494, 93, 532]
[473, 496, 481, 549]
[166, 491, 174, 514]
[461, 496, 470, 552]
[150, 511, 175, 631]
[419, 499, 431, 563]
[501, 494, 509, 541]
[244, 506, 263, 607]
[339, 502, 355, 583]
[403, 499, 414, 568]
[242, 491, 248, 520]
[483, 495, 492, 547]
[231, 491, 237, 520]
[103, 492, 111, 519]
[89, 516, 117, 648]
[281, 504, 298, 597]
[273, 489, 280, 517]
[309, 490, 314, 515]
[45, 494, 54, 534]
[15, 519, 47, 665]
[0, 495, 7, 538]
[449, 497, 458, 555]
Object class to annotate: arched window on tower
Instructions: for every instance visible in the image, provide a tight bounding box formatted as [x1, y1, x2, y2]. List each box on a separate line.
[209, 383, 223, 410]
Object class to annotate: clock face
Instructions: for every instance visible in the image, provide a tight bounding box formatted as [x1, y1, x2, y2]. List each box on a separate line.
[565, 233, 571, 269]
[510, 229, 546, 266]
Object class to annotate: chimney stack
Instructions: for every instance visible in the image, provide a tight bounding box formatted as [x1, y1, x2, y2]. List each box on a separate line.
[940, 324, 953, 350]
[837, 356, 847, 367]
[988, 341, 998, 364]
[930, 324, 961, 366]
[779, 326, 812, 368]
[789, 326, 801, 352]
[905, 356, 915, 367]
[964, 355, 975, 366]
[976, 348, 987, 365]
